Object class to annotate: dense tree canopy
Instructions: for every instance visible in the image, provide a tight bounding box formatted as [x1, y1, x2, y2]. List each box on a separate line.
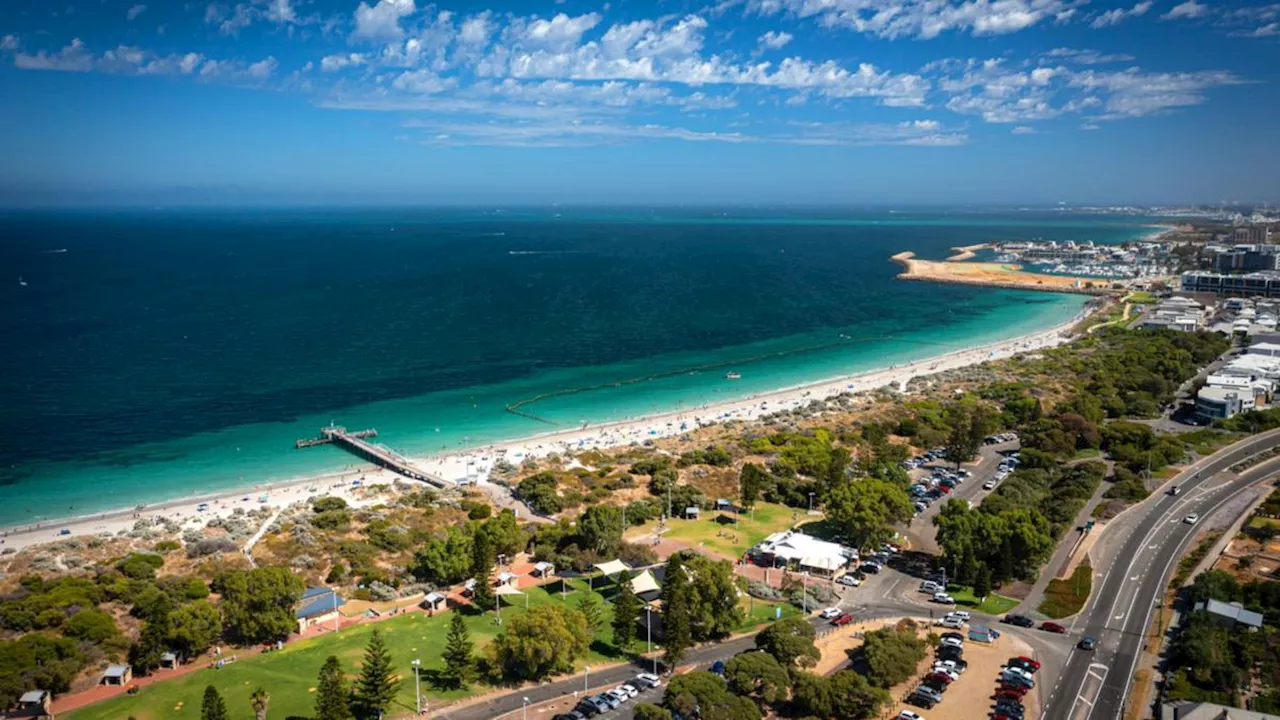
[754, 616, 819, 668]
[824, 478, 913, 550]
[215, 567, 305, 645]
[488, 605, 590, 681]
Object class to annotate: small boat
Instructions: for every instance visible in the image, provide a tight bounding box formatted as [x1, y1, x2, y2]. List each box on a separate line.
[725, 372, 742, 380]
[18, 277, 27, 287]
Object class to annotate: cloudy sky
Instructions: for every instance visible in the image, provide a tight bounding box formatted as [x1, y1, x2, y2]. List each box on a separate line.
[1, 0, 1276, 205]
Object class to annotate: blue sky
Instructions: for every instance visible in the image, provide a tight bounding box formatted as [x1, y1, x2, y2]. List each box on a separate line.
[0, 0, 1277, 205]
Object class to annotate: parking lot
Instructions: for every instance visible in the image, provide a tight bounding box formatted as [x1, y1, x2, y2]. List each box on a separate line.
[895, 621, 1041, 720]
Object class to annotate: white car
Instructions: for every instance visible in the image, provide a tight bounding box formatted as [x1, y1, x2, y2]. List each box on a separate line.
[983, 479, 998, 490]
[896, 711, 925, 720]
[839, 574, 863, 587]
[635, 673, 662, 689]
[820, 607, 841, 619]
[933, 659, 965, 674]
[618, 684, 639, 699]
[947, 610, 971, 622]
[1184, 513, 1199, 524]
[606, 688, 630, 704]
[940, 637, 964, 650]
[930, 667, 960, 681]
[932, 593, 956, 604]
[936, 617, 964, 629]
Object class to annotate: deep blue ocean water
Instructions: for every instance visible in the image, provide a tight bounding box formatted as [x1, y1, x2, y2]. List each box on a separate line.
[0, 209, 1157, 524]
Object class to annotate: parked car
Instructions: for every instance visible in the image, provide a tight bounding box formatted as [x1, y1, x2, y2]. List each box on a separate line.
[941, 632, 965, 643]
[983, 478, 998, 490]
[1007, 659, 1037, 675]
[860, 562, 883, 574]
[895, 711, 925, 720]
[1013, 656, 1041, 671]
[907, 693, 936, 710]
[947, 610, 971, 622]
[925, 671, 955, 685]
[934, 659, 968, 673]
[589, 694, 615, 712]
[1003, 614, 1035, 627]
[996, 702, 1025, 718]
[621, 683, 641, 698]
[995, 689, 1026, 702]
[939, 637, 964, 650]
[1040, 621, 1067, 634]
[553, 712, 586, 720]
[937, 616, 964, 630]
[820, 607, 841, 619]
[839, 574, 863, 587]
[920, 580, 942, 594]
[936, 647, 964, 663]
[832, 613, 854, 626]
[600, 691, 623, 709]
[635, 673, 662, 689]
[932, 592, 956, 604]
[575, 699, 603, 717]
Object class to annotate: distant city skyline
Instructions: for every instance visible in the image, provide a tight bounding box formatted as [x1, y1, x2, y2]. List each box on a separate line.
[1, 0, 1277, 205]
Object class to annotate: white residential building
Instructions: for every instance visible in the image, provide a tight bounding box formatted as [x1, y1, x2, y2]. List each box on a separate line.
[754, 530, 858, 577]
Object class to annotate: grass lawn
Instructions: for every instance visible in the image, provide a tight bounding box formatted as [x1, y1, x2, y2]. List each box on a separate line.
[627, 502, 802, 560]
[949, 585, 1020, 616]
[1039, 562, 1092, 619]
[65, 581, 623, 720]
[1127, 291, 1158, 305]
[1249, 516, 1280, 530]
[67, 576, 797, 720]
[1072, 448, 1102, 460]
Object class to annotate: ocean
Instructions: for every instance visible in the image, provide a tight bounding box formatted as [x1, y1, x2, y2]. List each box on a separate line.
[0, 208, 1156, 525]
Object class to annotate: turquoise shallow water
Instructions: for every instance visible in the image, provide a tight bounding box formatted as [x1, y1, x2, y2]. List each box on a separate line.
[0, 209, 1153, 525]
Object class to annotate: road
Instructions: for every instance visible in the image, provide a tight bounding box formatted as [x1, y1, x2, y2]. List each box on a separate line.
[1043, 429, 1280, 720]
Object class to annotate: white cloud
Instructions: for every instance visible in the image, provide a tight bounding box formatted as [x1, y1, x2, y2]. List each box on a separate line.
[1069, 67, 1244, 118]
[391, 68, 456, 93]
[179, 53, 203, 74]
[1, 35, 18, 51]
[266, 0, 297, 24]
[99, 45, 208, 75]
[353, 0, 416, 41]
[321, 52, 367, 71]
[247, 57, 278, 78]
[1162, 0, 1208, 20]
[506, 12, 603, 52]
[746, 0, 1074, 39]
[1080, 122, 1101, 129]
[127, 4, 147, 21]
[1043, 48, 1135, 64]
[758, 30, 793, 49]
[1090, 1, 1152, 27]
[14, 38, 93, 72]
[1011, 125, 1035, 133]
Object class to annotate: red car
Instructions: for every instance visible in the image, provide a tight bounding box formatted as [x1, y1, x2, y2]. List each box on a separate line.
[831, 613, 854, 626]
[995, 689, 1026, 701]
[999, 683, 1029, 697]
[926, 672, 955, 685]
[938, 485, 952, 494]
[1040, 621, 1067, 634]
[1015, 656, 1042, 670]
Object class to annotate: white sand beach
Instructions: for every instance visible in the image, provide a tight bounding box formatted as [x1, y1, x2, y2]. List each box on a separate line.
[0, 304, 1093, 553]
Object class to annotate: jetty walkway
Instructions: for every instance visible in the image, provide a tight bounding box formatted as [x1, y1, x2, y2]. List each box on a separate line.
[296, 425, 452, 488]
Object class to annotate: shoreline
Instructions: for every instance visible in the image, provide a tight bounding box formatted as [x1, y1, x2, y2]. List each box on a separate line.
[0, 300, 1096, 551]
[891, 251, 1115, 296]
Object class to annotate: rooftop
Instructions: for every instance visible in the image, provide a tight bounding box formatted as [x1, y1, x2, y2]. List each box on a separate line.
[1196, 599, 1264, 629]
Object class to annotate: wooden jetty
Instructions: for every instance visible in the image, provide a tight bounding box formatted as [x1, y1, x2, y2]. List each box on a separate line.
[296, 425, 452, 488]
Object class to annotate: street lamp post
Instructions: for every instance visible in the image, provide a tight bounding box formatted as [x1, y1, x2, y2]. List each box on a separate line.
[645, 606, 656, 674]
[522, 696, 530, 720]
[410, 659, 421, 716]
[808, 492, 814, 514]
[584, 665, 591, 694]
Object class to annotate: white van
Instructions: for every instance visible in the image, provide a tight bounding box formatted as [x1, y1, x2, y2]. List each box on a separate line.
[920, 580, 941, 594]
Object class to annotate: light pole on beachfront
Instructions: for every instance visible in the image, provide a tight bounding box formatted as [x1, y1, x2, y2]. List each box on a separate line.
[522, 696, 530, 720]
[584, 665, 590, 694]
[410, 658, 421, 715]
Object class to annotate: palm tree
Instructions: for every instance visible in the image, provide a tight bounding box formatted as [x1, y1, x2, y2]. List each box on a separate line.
[250, 687, 269, 720]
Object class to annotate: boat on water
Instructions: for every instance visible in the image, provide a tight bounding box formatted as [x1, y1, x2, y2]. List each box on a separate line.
[725, 372, 742, 380]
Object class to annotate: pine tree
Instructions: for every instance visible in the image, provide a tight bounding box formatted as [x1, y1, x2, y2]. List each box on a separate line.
[612, 580, 641, 651]
[974, 563, 993, 601]
[441, 611, 476, 689]
[577, 593, 603, 633]
[315, 655, 354, 720]
[200, 685, 229, 720]
[661, 554, 694, 670]
[354, 628, 397, 719]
